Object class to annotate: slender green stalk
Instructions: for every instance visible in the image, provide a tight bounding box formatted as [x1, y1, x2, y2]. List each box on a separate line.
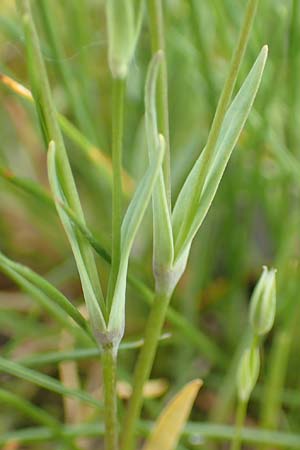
[146, 0, 171, 208]
[102, 346, 119, 450]
[121, 290, 171, 450]
[36, 0, 98, 143]
[107, 77, 125, 311]
[230, 399, 247, 450]
[0, 72, 134, 195]
[260, 331, 290, 431]
[188, 0, 217, 113]
[175, 0, 260, 256]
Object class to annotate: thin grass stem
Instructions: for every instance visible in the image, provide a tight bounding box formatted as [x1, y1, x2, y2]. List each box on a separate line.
[102, 346, 119, 450]
[146, 0, 171, 209]
[174, 0, 260, 256]
[230, 399, 248, 450]
[121, 290, 171, 450]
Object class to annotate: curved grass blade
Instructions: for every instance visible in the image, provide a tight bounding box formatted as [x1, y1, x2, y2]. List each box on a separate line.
[0, 252, 92, 343]
[1, 423, 300, 448]
[20, 334, 170, 368]
[0, 166, 54, 209]
[0, 357, 102, 408]
[172, 46, 268, 262]
[0, 73, 134, 196]
[0, 252, 90, 333]
[0, 389, 81, 450]
[0, 388, 60, 428]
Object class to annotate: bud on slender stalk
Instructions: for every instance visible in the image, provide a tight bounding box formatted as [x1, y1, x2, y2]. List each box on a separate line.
[237, 345, 260, 402]
[106, 0, 136, 79]
[250, 266, 276, 336]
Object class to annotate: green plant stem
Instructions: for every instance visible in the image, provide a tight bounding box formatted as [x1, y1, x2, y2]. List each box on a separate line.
[102, 346, 119, 450]
[175, 0, 259, 256]
[121, 289, 171, 450]
[36, 0, 98, 143]
[230, 399, 248, 450]
[107, 77, 125, 311]
[259, 331, 290, 448]
[146, 0, 171, 209]
[188, 0, 217, 113]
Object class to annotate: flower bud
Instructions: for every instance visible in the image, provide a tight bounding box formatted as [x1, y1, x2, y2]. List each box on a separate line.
[250, 266, 276, 336]
[106, 0, 136, 79]
[237, 345, 260, 402]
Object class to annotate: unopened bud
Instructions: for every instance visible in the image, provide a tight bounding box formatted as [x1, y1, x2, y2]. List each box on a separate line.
[250, 266, 276, 336]
[106, 0, 136, 79]
[237, 345, 260, 402]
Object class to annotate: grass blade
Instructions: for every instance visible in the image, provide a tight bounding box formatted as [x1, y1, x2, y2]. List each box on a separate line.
[0, 357, 102, 408]
[0, 72, 134, 196]
[0, 252, 92, 342]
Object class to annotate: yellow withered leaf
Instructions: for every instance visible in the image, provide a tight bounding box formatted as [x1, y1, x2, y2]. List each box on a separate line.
[142, 379, 203, 450]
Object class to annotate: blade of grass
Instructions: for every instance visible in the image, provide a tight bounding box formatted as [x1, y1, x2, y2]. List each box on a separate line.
[0, 165, 54, 209]
[34, 0, 98, 143]
[0, 356, 102, 408]
[19, 335, 171, 368]
[0, 251, 92, 338]
[0, 72, 134, 195]
[0, 254, 93, 345]
[1, 422, 300, 448]
[0, 389, 81, 450]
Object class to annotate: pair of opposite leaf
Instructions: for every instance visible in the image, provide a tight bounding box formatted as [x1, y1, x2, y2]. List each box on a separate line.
[147, 47, 268, 295]
[48, 136, 165, 351]
[48, 45, 267, 351]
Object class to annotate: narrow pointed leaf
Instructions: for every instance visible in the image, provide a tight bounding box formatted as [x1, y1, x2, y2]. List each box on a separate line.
[172, 46, 268, 261]
[47, 142, 107, 339]
[108, 137, 165, 346]
[0, 388, 59, 428]
[20, 335, 170, 368]
[0, 357, 102, 408]
[145, 52, 174, 273]
[142, 379, 203, 450]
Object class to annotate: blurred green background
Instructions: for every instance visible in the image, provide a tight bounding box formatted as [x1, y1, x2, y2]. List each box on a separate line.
[0, 0, 300, 448]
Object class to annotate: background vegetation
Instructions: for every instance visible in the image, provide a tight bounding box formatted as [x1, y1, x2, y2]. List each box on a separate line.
[0, 0, 300, 449]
